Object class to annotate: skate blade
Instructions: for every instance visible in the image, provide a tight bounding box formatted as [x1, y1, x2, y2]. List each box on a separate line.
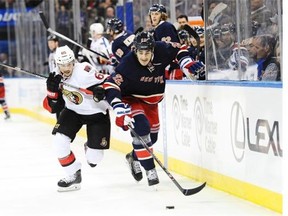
[57, 184, 81, 192]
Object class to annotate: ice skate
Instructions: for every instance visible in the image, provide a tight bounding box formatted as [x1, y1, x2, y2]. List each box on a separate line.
[4, 111, 10, 120]
[57, 169, 82, 192]
[125, 151, 143, 181]
[146, 168, 159, 186]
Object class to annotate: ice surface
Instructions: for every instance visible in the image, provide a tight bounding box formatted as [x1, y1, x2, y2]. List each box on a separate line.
[0, 114, 281, 216]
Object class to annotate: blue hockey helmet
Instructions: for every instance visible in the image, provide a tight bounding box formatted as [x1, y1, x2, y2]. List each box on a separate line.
[178, 29, 190, 40]
[133, 31, 155, 52]
[149, 3, 166, 14]
[107, 18, 124, 34]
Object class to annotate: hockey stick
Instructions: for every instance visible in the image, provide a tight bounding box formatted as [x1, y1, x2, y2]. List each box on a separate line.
[0, 62, 93, 95]
[134, 27, 144, 35]
[128, 125, 206, 196]
[38, 11, 109, 60]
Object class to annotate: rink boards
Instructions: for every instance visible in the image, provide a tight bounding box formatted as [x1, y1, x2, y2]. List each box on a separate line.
[2, 78, 282, 213]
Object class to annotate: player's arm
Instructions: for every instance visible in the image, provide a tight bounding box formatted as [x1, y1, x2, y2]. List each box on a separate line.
[43, 72, 65, 113]
[98, 73, 133, 131]
[175, 44, 206, 80]
[102, 73, 123, 106]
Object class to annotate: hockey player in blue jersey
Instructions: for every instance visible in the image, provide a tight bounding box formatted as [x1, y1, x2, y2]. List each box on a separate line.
[106, 18, 135, 66]
[149, 3, 180, 43]
[107, 18, 143, 181]
[149, 3, 190, 80]
[98, 32, 205, 186]
[166, 28, 206, 80]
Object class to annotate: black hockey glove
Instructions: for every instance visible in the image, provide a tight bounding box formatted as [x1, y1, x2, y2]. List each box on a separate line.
[93, 86, 106, 102]
[46, 72, 62, 99]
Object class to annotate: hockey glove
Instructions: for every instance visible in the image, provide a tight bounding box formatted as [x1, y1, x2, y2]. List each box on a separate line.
[228, 47, 249, 72]
[46, 72, 62, 99]
[93, 86, 106, 102]
[180, 57, 206, 80]
[113, 103, 134, 131]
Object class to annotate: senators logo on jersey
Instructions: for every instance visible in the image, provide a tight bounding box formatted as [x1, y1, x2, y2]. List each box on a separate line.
[62, 89, 83, 105]
[100, 137, 108, 147]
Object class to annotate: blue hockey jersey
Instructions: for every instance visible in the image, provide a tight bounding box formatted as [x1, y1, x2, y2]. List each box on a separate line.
[112, 31, 135, 62]
[153, 21, 180, 43]
[104, 41, 189, 105]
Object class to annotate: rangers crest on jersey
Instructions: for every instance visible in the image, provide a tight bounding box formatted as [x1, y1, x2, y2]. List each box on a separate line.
[113, 74, 124, 86]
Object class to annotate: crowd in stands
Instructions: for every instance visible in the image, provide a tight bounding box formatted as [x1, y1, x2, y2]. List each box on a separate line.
[52, 0, 117, 45]
[205, 0, 281, 81]
[0, 0, 282, 81]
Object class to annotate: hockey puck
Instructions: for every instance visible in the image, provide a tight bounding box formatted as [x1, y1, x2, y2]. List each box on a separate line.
[166, 206, 175, 209]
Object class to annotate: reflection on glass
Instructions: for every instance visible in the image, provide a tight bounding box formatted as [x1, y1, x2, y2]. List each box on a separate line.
[205, 0, 282, 81]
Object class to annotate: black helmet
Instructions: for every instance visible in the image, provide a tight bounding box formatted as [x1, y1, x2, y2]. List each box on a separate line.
[193, 26, 205, 36]
[133, 31, 155, 51]
[149, 3, 166, 14]
[107, 18, 124, 34]
[178, 30, 190, 41]
[47, 34, 58, 41]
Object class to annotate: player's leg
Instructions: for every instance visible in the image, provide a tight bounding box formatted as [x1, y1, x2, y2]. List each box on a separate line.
[0, 99, 10, 120]
[125, 149, 143, 181]
[131, 109, 159, 186]
[85, 111, 111, 167]
[0, 85, 10, 120]
[52, 108, 83, 192]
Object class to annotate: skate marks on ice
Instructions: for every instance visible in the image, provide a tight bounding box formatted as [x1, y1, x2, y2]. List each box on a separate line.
[0, 114, 280, 216]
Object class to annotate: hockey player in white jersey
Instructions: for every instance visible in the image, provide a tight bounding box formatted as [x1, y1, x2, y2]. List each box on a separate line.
[43, 45, 111, 192]
[82, 23, 114, 75]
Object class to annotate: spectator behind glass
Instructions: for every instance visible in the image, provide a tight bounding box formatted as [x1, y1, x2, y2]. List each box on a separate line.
[144, 15, 152, 31]
[87, 8, 105, 29]
[248, 35, 280, 81]
[176, 14, 189, 30]
[56, 5, 71, 39]
[208, 19, 249, 73]
[105, 5, 115, 21]
[0, 53, 13, 77]
[250, 0, 272, 35]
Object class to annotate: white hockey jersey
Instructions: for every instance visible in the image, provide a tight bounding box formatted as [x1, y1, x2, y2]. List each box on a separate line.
[54, 61, 111, 115]
[88, 36, 114, 75]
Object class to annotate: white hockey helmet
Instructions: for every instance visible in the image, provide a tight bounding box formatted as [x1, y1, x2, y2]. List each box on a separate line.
[90, 23, 104, 35]
[55, 45, 75, 65]
[55, 45, 75, 80]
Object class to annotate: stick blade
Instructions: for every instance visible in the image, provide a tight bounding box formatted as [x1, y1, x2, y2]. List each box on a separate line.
[182, 182, 206, 196]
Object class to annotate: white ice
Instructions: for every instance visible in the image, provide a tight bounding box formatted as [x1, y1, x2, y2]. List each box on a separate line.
[0, 114, 281, 216]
